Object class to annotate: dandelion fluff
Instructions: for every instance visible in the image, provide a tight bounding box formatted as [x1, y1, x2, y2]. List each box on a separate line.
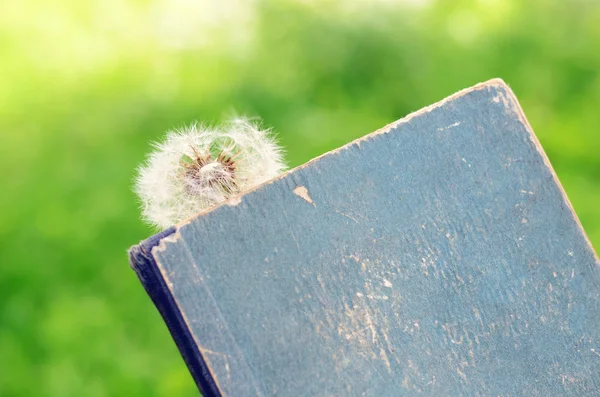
[135, 118, 287, 229]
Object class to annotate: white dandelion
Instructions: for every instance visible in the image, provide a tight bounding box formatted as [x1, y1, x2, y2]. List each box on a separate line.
[135, 118, 287, 229]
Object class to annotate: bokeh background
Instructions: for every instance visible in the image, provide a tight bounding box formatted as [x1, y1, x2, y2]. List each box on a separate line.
[1, 0, 599, 395]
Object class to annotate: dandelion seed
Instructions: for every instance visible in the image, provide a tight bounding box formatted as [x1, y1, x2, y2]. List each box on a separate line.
[135, 118, 287, 229]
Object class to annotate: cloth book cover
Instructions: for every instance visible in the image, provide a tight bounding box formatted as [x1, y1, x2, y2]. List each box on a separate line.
[129, 79, 600, 396]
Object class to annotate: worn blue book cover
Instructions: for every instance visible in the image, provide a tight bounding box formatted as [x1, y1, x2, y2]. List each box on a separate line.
[129, 79, 600, 396]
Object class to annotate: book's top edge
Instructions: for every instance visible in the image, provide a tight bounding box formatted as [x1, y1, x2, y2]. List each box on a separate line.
[172, 79, 509, 230]
[144, 76, 598, 267]
[373, 78, 510, 136]
[128, 226, 177, 268]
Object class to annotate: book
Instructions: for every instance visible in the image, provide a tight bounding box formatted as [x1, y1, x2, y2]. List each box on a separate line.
[129, 79, 600, 396]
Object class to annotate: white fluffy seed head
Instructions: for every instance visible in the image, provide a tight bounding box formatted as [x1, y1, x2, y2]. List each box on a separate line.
[135, 118, 287, 229]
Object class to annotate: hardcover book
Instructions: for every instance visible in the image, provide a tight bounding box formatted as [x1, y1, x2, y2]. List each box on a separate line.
[129, 79, 600, 396]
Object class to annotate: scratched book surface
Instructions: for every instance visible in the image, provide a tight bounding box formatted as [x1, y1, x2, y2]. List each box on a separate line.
[129, 79, 600, 396]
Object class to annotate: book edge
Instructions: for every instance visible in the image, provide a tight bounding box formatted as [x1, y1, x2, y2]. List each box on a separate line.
[128, 228, 222, 397]
[497, 84, 600, 264]
[172, 77, 597, 262]
[175, 78, 509, 228]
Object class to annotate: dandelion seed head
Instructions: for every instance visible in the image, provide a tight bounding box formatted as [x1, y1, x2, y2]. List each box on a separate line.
[135, 118, 286, 229]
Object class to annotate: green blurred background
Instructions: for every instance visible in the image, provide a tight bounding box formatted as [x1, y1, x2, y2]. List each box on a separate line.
[1, 0, 599, 395]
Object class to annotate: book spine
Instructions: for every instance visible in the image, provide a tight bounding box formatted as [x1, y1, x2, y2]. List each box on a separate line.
[129, 228, 221, 397]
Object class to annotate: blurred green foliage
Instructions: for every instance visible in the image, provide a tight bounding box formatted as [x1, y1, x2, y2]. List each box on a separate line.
[1, 0, 599, 395]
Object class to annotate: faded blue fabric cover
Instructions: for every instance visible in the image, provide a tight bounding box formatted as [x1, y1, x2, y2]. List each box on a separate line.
[130, 79, 600, 396]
